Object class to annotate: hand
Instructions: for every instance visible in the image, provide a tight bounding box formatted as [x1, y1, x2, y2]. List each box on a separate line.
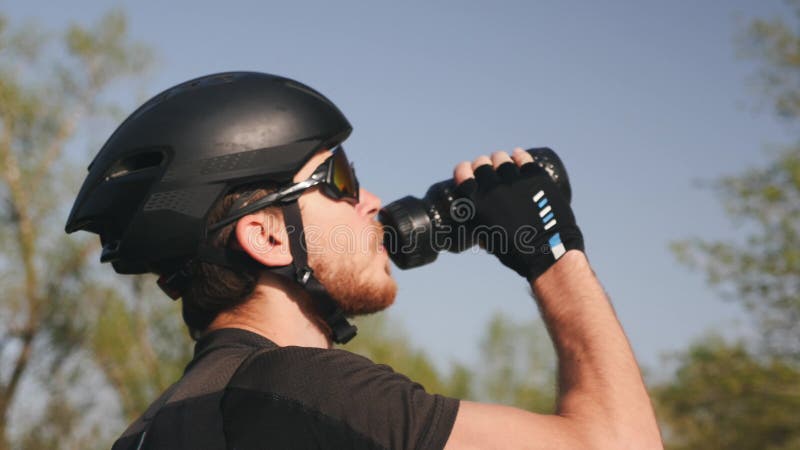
[453, 148, 584, 281]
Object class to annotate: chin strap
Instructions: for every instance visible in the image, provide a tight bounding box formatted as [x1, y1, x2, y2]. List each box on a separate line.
[278, 201, 358, 344]
[161, 201, 358, 344]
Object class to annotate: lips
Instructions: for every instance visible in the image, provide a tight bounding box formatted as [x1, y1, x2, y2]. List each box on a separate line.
[383, 259, 392, 274]
[369, 221, 386, 253]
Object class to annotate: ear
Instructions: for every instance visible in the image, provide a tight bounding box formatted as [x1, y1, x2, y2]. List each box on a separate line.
[234, 211, 293, 267]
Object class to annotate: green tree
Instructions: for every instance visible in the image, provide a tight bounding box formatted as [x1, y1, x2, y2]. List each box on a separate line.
[653, 338, 800, 450]
[0, 11, 190, 449]
[671, 147, 800, 358]
[656, 3, 800, 448]
[346, 312, 555, 412]
[344, 314, 474, 399]
[672, 1, 800, 360]
[744, 0, 800, 120]
[474, 313, 555, 413]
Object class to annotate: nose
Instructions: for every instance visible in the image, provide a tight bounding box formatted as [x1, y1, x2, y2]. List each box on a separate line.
[356, 188, 381, 218]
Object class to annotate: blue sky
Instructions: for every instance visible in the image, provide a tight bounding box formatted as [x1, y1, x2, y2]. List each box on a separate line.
[6, 0, 793, 372]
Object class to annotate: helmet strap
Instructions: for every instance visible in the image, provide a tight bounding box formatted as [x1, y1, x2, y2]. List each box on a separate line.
[184, 203, 358, 344]
[278, 201, 358, 344]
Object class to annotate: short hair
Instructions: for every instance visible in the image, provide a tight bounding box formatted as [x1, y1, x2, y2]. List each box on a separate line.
[181, 183, 278, 339]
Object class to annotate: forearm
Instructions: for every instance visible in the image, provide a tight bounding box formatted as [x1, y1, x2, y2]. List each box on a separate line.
[532, 250, 662, 447]
[447, 150, 662, 448]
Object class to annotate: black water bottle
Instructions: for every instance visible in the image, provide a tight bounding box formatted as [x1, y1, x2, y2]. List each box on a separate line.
[378, 147, 572, 269]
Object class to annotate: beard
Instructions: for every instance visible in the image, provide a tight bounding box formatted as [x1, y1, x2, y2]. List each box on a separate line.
[309, 238, 397, 316]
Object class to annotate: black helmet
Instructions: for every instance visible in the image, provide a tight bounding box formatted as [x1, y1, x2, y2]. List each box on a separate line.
[65, 71, 351, 275]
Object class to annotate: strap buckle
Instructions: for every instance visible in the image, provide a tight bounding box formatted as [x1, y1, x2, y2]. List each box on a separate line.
[156, 262, 193, 300]
[296, 266, 313, 285]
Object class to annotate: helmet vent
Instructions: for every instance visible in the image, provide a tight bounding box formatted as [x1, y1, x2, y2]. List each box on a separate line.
[106, 151, 164, 180]
[142, 184, 222, 218]
[143, 189, 193, 212]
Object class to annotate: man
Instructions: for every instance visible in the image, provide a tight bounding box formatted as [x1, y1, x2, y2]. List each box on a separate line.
[66, 71, 662, 449]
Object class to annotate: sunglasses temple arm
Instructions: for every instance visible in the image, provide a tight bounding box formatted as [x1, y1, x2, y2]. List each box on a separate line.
[208, 179, 322, 232]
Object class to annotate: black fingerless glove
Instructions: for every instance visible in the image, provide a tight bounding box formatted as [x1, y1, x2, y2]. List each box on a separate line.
[455, 161, 584, 281]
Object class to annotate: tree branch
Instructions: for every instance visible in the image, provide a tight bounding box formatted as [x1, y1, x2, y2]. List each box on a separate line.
[0, 120, 43, 423]
[30, 109, 80, 191]
[1, 328, 35, 413]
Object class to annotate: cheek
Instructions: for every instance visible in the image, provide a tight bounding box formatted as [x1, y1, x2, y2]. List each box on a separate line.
[303, 218, 361, 258]
[298, 195, 335, 253]
[302, 224, 328, 255]
[299, 193, 372, 258]
[327, 223, 359, 255]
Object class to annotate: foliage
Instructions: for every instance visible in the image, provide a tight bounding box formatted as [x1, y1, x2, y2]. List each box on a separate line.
[743, 0, 800, 120]
[475, 313, 555, 412]
[344, 314, 475, 399]
[657, 3, 800, 449]
[654, 338, 800, 450]
[671, 146, 800, 358]
[0, 10, 191, 450]
[346, 312, 555, 412]
[674, 0, 800, 360]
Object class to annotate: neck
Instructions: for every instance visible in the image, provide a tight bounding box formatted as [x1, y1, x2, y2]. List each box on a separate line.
[206, 274, 332, 349]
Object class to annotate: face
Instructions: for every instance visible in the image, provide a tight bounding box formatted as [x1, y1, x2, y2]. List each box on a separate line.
[293, 149, 397, 315]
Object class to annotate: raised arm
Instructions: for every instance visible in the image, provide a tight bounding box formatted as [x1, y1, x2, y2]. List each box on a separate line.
[444, 150, 662, 450]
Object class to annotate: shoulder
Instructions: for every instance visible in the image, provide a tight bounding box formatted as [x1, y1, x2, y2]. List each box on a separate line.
[224, 346, 459, 450]
[232, 345, 402, 387]
[229, 346, 431, 411]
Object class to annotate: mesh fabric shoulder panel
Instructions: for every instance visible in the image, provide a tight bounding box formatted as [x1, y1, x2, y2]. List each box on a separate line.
[222, 346, 459, 450]
[111, 344, 263, 450]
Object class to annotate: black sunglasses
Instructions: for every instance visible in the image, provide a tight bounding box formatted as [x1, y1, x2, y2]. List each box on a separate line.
[209, 146, 359, 232]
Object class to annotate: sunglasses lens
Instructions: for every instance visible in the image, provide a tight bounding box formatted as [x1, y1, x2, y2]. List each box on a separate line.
[331, 148, 358, 200]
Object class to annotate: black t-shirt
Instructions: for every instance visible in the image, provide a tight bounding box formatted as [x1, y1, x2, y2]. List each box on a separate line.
[111, 328, 459, 450]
